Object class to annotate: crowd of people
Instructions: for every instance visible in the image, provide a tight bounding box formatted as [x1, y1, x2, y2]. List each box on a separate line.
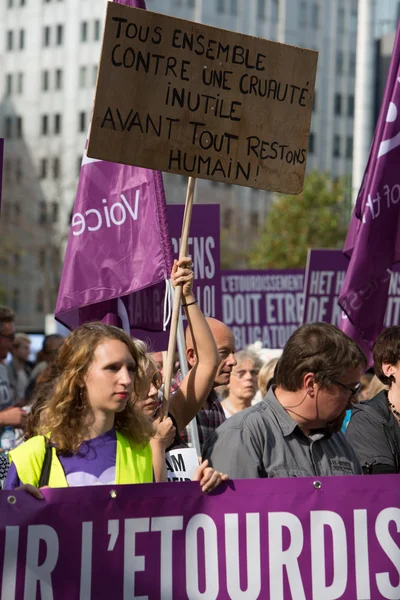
[0, 258, 399, 498]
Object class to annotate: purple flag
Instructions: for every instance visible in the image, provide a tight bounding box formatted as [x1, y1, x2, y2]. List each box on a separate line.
[55, 0, 173, 332]
[339, 20, 400, 362]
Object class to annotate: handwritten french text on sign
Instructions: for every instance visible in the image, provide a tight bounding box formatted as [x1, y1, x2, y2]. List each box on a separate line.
[303, 249, 400, 328]
[1, 476, 399, 599]
[87, 3, 318, 193]
[222, 269, 305, 349]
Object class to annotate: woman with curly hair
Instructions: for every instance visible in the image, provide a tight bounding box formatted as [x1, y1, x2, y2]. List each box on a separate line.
[4, 321, 154, 493]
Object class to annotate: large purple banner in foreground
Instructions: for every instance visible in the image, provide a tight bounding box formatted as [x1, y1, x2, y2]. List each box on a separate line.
[1, 476, 399, 599]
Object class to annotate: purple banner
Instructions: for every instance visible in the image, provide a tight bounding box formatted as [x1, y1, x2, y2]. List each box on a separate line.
[221, 270, 304, 350]
[1, 476, 400, 599]
[304, 249, 400, 331]
[133, 204, 221, 350]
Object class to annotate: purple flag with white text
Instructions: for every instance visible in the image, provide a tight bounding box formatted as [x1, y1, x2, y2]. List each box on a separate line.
[55, 0, 173, 332]
[339, 20, 400, 362]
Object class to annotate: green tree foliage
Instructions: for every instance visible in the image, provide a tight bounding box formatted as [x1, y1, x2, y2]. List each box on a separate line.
[249, 172, 348, 269]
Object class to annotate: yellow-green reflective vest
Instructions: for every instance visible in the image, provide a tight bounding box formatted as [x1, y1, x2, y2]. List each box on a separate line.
[9, 431, 152, 487]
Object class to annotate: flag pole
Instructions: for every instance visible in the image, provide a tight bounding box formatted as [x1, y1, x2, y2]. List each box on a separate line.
[162, 177, 196, 418]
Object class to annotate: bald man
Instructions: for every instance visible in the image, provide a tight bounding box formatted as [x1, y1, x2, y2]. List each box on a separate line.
[183, 318, 237, 450]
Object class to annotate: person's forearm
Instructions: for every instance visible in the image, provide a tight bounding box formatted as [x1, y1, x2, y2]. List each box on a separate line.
[150, 439, 168, 482]
[184, 294, 219, 369]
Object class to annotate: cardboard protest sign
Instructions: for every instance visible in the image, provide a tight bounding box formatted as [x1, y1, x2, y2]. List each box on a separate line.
[303, 249, 400, 328]
[222, 269, 304, 350]
[87, 2, 318, 193]
[132, 204, 221, 350]
[165, 447, 199, 481]
[1, 476, 399, 599]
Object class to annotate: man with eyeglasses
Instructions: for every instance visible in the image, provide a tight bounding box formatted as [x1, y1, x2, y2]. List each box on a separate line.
[0, 306, 26, 431]
[203, 323, 366, 479]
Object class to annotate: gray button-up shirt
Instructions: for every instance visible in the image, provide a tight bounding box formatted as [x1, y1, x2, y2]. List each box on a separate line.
[203, 387, 362, 478]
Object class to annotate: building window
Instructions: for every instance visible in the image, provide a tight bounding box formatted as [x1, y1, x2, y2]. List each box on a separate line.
[77, 156, 82, 176]
[53, 157, 60, 178]
[16, 116, 23, 138]
[81, 21, 88, 42]
[14, 203, 21, 223]
[36, 289, 44, 313]
[230, 0, 237, 15]
[334, 94, 342, 116]
[79, 65, 87, 88]
[55, 68, 63, 89]
[348, 95, 354, 118]
[39, 249, 46, 269]
[250, 211, 259, 231]
[223, 208, 233, 229]
[41, 114, 48, 135]
[19, 29, 25, 49]
[346, 136, 353, 159]
[13, 253, 20, 271]
[312, 90, 317, 112]
[94, 19, 101, 41]
[257, 0, 265, 20]
[7, 31, 13, 51]
[20, 0, 25, 5]
[5, 116, 12, 139]
[17, 72, 23, 94]
[349, 53, 356, 77]
[13, 289, 20, 313]
[43, 26, 50, 47]
[311, 3, 319, 29]
[271, 0, 279, 22]
[308, 132, 315, 154]
[39, 201, 47, 224]
[336, 51, 343, 75]
[333, 135, 341, 157]
[350, 8, 357, 32]
[16, 159, 22, 182]
[92, 64, 98, 86]
[42, 70, 49, 91]
[299, 1, 307, 28]
[337, 7, 345, 33]
[188, 0, 195, 6]
[8, 0, 13, 7]
[40, 158, 47, 179]
[6, 74, 12, 96]
[54, 114, 62, 134]
[51, 201, 59, 223]
[79, 111, 86, 133]
[216, 0, 224, 14]
[56, 24, 63, 45]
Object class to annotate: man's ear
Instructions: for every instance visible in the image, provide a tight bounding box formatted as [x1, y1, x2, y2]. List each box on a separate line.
[382, 363, 395, 378]
[303, 372, 316, 396]
[186, 348, 197, 367]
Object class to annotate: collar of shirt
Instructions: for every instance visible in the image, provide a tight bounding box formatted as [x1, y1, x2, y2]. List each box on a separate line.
[266, 386, 328, 440]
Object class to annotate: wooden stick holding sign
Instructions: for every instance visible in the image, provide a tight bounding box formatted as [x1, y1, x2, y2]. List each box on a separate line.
[161, 177, 196, 419]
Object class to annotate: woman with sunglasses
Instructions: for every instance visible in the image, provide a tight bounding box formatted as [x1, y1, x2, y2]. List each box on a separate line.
[346, 327, 400, 474]
[135, 259, 228, 489]
[221, 350, 263, 418]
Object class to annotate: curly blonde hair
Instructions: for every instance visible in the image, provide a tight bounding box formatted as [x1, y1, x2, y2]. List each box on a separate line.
[38, 322, 153, 453]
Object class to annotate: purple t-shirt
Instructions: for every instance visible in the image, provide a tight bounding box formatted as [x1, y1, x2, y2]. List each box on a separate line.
[5, 429, 117, 489]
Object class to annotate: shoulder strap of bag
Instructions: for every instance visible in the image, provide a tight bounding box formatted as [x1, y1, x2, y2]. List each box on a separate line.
[38, 436, 53, 487]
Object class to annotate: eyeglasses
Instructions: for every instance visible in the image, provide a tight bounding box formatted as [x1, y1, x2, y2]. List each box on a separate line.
[0, 332, 15, 342]
[232, 369, 260, 379]
[325, 376, 362, 398]
[150, 371, 163, 390]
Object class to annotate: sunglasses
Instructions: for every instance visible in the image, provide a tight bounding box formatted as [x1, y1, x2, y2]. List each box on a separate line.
[150, 371, 163, 390]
